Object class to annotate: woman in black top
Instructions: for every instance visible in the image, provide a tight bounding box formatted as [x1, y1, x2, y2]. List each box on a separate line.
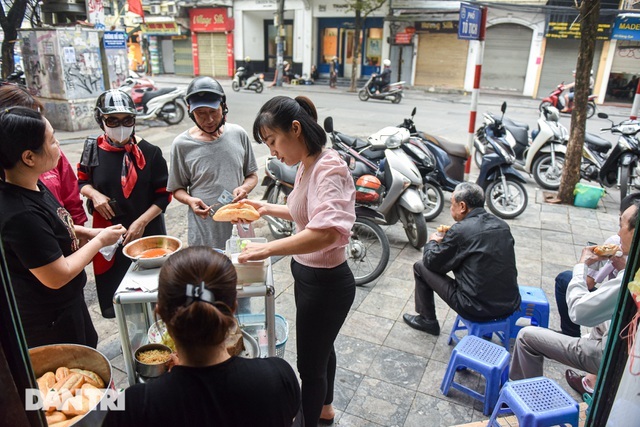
[78, 90, 171, 318]
[104, 246, 301, 426]
[0, 107, 125, 348]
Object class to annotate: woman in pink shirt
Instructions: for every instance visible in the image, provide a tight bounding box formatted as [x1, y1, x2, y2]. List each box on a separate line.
[239, 96, 356, 426]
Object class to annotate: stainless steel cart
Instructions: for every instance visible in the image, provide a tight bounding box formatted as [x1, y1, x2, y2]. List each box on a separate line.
[113, 261, 276, 386]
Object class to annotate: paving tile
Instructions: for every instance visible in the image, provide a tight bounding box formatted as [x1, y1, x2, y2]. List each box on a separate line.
[366, 346, 427, 390]
[370, 275, 414, 301]
[350, 286, 370, 311]
[333, 366, 364, 412]
[383, 319, 437, 358]
[345, 377, 415, 426]
[540, 229, 573, 244]
[341, 310, 395, 345]
[417, 359, 477, 407]
[337, 412, 385, 426]
[335, 334, 381, 375]
[358, 291, 407, 320]
[403, 391, 476, 427]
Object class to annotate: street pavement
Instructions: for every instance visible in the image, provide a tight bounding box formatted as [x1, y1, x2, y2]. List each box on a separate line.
[57, 78, 628, 426]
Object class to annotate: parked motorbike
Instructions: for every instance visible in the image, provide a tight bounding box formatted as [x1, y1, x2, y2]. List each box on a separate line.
[119, 74, 186, 125]
[475, 105, 569, 190]
[400, 105, 529, 219]
[232, 67, 264, 93]
[539, 83, 597, 119]
[580, 113, 640, 200]
[325, 118, 429, 249]
[358, 75, 405, 104]
[0, 69, 26, 88]
[260, 157, 391, 286]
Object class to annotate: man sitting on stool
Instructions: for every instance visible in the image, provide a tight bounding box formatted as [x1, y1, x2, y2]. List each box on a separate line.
[403, 182, 521, 336]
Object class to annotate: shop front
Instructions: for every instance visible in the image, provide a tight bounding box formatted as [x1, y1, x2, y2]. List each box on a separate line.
[414, 20, 468, 89]
[606, 15, 640, 104]
[189, 7, 235, 77]
[140, 21, 183, 75]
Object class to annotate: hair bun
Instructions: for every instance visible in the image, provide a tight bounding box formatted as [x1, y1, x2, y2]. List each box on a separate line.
[295, 96, 318, 121]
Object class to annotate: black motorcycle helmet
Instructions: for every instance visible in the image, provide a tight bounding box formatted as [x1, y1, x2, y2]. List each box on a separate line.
[94, 89, 136, 131]
[185, 76, 228, 135]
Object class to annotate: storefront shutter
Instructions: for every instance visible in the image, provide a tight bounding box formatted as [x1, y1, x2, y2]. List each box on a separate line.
[482, 24, 533, 93]
[196, 33, 228, 77]
[415, 33, 467, 88]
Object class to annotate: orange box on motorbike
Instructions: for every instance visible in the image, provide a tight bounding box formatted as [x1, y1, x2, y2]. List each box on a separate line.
[573, 183, 605, 209]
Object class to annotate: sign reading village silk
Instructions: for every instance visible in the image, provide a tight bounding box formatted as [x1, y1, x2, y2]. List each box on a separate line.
[416, 21, 458, 34]
[189, 8, 234, 32]
[612, 15, 640, 41]
[103, 31, 127, 50]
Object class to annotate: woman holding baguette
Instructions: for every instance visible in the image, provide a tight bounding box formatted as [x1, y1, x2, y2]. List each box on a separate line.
[104, 246, 301, 426]
[0, 107, 126, 348]
[239, 95, 356, 426]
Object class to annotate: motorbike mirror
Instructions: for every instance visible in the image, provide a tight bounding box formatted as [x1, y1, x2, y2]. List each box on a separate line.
[323, 116, 334, 133]
[597, 112, 609, 120]
[500, 102, 507, 114]
[411, 107, 416, 118]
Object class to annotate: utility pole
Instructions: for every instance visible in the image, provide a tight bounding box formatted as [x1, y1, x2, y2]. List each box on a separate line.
[275, 0, 285, 87]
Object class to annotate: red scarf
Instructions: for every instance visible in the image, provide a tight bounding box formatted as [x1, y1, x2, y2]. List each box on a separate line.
[97, 135, 146, 198]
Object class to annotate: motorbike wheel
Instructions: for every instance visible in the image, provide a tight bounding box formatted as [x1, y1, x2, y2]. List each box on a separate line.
[402, 207, 428, 249]
[231, 81, 240, 92]
[486, 178, 528, 219]
[620, 164, 632, 200]
[532, 153, 565, 190]
[265, 185, 294, 239]
[358, 90, 370, 101]
[347, 218, 390, 286]
[255, 82, 264, 94]
[586, 102, 596, 119]
[539, 101, 553, 112]
[421, 182, 444, 222]
[392, 94, 402, 104]
[163, 102, 186, 126]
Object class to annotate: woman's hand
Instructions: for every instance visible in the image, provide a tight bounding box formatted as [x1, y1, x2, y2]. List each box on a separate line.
[239, 199, 268, 216]
[92, 192, 114, 220]
[96, 224, 127, 247]
[123, 218, 148, 245]
[238, 242, 270, 262]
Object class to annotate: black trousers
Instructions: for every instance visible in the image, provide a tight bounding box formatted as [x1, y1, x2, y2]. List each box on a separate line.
[413, 261, 505, 323]
[292, 260, 355, 427]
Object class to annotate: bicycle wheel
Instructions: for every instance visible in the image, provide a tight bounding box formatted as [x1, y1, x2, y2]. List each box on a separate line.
[347, 217, 390, 286]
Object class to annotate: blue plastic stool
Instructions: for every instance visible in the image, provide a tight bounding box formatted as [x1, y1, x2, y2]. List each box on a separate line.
[487, 377, 579, 427]
[448, 314, 511, 350]
[509, 286, 550, 339]
[440, 335, 510, 416]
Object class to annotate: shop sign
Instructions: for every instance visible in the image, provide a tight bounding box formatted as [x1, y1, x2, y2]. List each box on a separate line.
[189, 8, 234, 33]
[612, 14, 640, 41]
[394, 33, 413, 44]
[142, 22, 181, 36]
[458, 3, 482, 40]
[103, 31, 127, 50]
[546, 12, 613, 40]
[416, 21, 458, 34]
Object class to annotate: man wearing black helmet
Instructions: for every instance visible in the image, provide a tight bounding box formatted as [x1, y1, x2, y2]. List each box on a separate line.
[167, 77, 258, 249]
[78, 89, 171, 318]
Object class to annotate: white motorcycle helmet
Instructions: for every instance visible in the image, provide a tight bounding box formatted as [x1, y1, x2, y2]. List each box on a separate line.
[383, 59, 391, 67]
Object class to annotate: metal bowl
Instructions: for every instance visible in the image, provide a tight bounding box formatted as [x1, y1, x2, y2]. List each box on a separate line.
[134, 343, 172, 378]
[123, 235, 183, 269]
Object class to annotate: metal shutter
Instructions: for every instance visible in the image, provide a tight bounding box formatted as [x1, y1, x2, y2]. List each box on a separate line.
[482, 24, 532, 92]
[415, 33, 468, 88]
[196, 33, 228, 77]
[611, 41, 640, 74]
[173, 38, 194, 76]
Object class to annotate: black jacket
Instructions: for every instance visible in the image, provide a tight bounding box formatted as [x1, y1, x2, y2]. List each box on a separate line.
[423, 208, 521, 320]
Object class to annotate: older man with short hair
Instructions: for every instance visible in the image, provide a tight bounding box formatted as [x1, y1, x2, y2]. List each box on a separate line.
[403, 182, 521, 336]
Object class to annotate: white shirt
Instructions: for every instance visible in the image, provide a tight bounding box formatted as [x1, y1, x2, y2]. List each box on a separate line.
[567, 263, 624, 327]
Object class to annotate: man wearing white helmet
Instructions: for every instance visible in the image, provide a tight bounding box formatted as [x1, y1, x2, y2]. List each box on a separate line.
[372, 59, 392, 94]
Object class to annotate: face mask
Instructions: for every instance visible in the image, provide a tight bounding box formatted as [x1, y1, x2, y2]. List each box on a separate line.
[105, 126, 134, 144]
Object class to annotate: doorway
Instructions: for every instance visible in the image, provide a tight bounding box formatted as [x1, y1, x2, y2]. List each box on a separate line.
[341, 28, 361, 78]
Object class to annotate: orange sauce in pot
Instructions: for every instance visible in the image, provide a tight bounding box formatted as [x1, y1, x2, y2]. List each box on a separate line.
[139, 248, 172, 258]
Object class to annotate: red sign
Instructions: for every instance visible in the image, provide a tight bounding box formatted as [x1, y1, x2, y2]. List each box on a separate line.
[189, 8, 234, 33]
[395, 33, 413, 44]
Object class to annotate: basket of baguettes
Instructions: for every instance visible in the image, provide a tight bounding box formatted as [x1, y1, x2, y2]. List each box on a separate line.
[29, 344, 112, 427]
[593, 243, 621, 257]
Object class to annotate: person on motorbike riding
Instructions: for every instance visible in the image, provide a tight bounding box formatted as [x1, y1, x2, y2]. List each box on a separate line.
[167, 76, 258, 250]
[371, 59, 392, 94]
[562, 69, 594, 113]
[239, 56, 253, 86]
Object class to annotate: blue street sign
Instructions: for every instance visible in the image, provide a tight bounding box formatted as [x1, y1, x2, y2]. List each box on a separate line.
[612, 14, 640, 41]
[458, 3, 482, 40]
[103, 31, 127, 50]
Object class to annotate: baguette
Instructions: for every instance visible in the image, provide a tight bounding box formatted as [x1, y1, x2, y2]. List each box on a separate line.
[436, 225, 451, 234]
[593, 243, 620, 257]
[212, 202, 260, 222]
[53, 373, 84, 394]
[70, 368, 105, 388]
[61, 395, 90, 417]
[55, 367, 70, 382]
[37, 372, 56, 397]
[45, 411, 67, 424]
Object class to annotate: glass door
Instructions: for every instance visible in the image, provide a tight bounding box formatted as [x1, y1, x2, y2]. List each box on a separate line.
[341, 29, 361, 78]
[265, 20, 294, 71]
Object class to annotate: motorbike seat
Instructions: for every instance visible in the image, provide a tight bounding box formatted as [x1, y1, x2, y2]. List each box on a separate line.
[336, 132, 372, 151]
[418, 131, 468, 159]
[269, 159, 298, 185]
[142, 87, 177, 105]
[502, 116, 529, 130]
[585, 133, 612, 153]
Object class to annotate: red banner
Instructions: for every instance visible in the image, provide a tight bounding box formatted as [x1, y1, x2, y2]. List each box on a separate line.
[189, 8, 234, 33]
[128, 0, 145, 22]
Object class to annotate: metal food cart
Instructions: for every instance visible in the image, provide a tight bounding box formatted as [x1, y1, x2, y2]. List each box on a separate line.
[113, 260, 276, 386]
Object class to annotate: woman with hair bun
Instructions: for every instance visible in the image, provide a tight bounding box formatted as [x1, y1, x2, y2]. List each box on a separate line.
[239, 95, 356, 426]
[104, 246, 301, 427]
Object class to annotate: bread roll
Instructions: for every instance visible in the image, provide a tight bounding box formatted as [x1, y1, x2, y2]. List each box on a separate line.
[37, 371, 56, 397]
[437, 225, 451, 234]
[212, 202, 260, 222]
[53, 373, 84, 394]
[70, 368, 105, 388]
[593, 243, 620, 257]
[61, 395, 90, 417]
[45, 411, 67, 424]
[55, 367, 70, 382]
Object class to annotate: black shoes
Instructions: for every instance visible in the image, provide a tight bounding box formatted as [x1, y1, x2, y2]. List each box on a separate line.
[403, 314, 440, 336]
[565, 369, 592, 396]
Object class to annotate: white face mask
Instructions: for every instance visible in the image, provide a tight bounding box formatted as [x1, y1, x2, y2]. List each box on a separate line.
[105, 126, 134, 144]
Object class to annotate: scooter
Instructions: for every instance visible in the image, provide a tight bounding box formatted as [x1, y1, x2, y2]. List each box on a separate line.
[118, 78, 187, 126]
[232, 67, 264, 93]
[475, 105, 569, 190]
[260, 157, 390, 286]
[581, 113, 640, 199]
[325, 118, 428, 249]
[399, 104, 529, 219]
[358, 75, 405, 104]
[539, 83, 597, 119]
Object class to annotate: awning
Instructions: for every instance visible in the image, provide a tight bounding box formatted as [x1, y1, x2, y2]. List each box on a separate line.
[141, 22, 181, 36]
